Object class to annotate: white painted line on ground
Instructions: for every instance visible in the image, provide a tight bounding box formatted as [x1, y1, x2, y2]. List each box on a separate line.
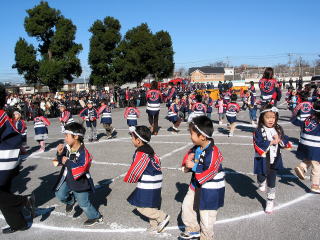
[1, 193, 313, 233]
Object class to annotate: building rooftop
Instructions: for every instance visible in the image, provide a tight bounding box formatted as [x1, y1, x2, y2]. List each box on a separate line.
[189, 66, 225, 75]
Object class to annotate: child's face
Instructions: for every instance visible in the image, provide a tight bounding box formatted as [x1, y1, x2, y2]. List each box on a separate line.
[263, 112, 276, 128]
[189, 128, 205, 146]
[101, 102, 106, 106]
[64, 133, 78, 146]
[59, 107, 65, 112]
[14, 113, 20, 120]
[131, 134, 142, 148]
[87, 103, 93, 109]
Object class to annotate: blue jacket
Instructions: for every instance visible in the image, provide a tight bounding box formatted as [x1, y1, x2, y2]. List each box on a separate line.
[0, 110, 23, 186]
[296, 116, 320, 161]
[54, 144, 94, 192]
[183, 142, 225, 210]
[124, 144, 162, 208]
[253, 127, 292, 174]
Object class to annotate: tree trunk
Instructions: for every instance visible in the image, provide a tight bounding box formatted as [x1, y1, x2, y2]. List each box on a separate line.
[48, 49, 52, 60]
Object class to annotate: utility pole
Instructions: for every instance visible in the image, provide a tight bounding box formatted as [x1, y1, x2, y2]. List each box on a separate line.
[226, 56, 230, 67]
[299, 56, 302, 77]
[288, 53, 292, 77]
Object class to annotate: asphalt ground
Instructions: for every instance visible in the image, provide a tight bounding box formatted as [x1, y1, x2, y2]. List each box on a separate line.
[1, 96, 319, 240]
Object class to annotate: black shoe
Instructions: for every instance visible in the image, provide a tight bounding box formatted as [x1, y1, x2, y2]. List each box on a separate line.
[66, 202, 75, 213]
[88, 139, 93, 142]
[25, 192, 36, 218]
[83, 215, 103, 226]
[2, 226, 29, 234]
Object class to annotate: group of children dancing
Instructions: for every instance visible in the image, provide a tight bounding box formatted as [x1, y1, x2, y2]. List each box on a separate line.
[8, 82, 320, 240]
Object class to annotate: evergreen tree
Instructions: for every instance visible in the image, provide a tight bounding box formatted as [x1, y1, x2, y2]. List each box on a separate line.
[88, 17, 121, 87]
[13, 1, 82, 92]
[116, 23, 156, 86]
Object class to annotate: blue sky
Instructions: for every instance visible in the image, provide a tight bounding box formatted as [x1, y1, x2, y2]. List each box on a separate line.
[1, 0, 319, 82]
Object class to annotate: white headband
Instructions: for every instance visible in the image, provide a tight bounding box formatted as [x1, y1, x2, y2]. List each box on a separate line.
[260, 106, 279, 114]
[64, 130, 84, 137]
[129, 126, 149, 143]
[192, 122, 213, 139]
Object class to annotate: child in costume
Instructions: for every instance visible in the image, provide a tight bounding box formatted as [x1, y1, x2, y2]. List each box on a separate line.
[79, 101, 98, 142]
[98, 99, 115, 139]
[294, 100, 320, 193]
[124, 101, 140, 127]
[180, 116, 225, 240]
[124, 126, 170, 233]
[253, 105, 292, 213]
[54, 122, 103, 226]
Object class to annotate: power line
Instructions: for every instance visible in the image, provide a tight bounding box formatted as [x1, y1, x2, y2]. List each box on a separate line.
[175, 52, 320, 65]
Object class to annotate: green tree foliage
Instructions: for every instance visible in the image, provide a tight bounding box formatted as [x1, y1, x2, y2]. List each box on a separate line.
[12, 38, 39, 85]
[151, 30, 174, 80]
[114, 24, 175, 86]
[88, 17, 121, 86]
[13, 1, 82, 92]
[116, 23, 156, 86]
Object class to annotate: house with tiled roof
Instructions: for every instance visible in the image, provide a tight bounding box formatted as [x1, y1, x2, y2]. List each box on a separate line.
[189, 66, 225, 83]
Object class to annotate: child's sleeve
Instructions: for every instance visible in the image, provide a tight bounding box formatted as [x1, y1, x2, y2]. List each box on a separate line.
[181, 147, 196, 167]
[279, 133, 293, 150]
[194, 146, 223, 185]
[279, 136, 293, 149]
[79, 108, 87, 120]
[203, 104, 207, 113]
[237, 103, 240, 112]
[253, 129, 270, 157]
[124, 152, 150, 183]
[41, 116, 51, 126]
[61, 111, 70, 123]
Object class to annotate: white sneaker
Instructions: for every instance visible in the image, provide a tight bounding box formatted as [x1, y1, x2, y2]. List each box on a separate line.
[157, 215, 170, 233]
[267, 188, 276, 200]
[258, 180, 266, 192]
[219, 121, 223, 125]
[228, 132, 233, 137]
[265, 200, 274, 214]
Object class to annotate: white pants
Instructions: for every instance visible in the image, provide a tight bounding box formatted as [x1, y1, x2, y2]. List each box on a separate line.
[182, 188, 217, 240]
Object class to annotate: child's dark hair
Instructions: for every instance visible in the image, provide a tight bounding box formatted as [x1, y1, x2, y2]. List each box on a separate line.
[195, 95, 202, 102]
[131, 125, 151, 143]
[299, 91, 309, 102]
[313, 100, 320, 121]
[262, 67, 274, 79]
[0, 84, 6, 109]
[258, 104, 283, 137]
[189, 116, 214, 141]
[101, 99, 108, 105]
[64, 122, 86, 143]
[33, 104, 42, 117]
[129, 101, 135, 108]
[151, 81, 158, 90]
[230, 93, 237, 102]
